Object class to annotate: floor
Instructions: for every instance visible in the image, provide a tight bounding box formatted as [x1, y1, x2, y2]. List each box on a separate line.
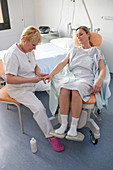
[0, 78, 113, 170]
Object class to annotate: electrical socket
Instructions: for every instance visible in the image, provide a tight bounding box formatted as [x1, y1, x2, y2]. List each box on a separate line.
[71, 0, 75, 2]
[101, 16, 113, 20]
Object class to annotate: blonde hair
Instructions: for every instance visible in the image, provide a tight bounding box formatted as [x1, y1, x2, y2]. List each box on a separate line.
[76, 26, 93, 46]
[20, 26, 41, 43]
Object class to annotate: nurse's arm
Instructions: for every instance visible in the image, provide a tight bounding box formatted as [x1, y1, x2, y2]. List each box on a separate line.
[35, 64, 41, 75]
[35, 64, 48, 77]
[5, 73, 42, 84]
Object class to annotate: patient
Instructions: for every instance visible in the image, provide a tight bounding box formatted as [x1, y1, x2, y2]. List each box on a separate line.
[44, 26, 106, 139]
[3, 26, 64, 151]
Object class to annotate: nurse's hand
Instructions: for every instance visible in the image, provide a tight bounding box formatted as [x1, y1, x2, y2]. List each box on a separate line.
[32, 76, 43, 83]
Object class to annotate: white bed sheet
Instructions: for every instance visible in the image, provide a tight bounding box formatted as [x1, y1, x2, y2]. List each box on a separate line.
[35, 43, 68, 60]
[35, 43, 68, 74]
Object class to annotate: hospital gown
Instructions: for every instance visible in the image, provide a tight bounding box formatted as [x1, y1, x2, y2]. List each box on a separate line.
[61, 47, 102, 101]
[49, 46, 103, 115]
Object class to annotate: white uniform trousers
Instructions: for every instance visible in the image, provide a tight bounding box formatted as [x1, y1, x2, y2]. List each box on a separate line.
[7, 81, 53, 138]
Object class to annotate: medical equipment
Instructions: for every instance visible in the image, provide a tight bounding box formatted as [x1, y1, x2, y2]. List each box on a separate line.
[39, 26, 50, 34]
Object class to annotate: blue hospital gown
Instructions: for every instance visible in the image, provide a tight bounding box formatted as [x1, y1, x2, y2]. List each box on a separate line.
[61, 46, 102, 101]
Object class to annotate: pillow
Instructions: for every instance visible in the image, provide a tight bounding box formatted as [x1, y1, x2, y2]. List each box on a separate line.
[50, 38, 75, 50]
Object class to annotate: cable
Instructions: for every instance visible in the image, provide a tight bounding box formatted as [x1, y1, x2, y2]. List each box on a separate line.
[57, 0, 64, 32]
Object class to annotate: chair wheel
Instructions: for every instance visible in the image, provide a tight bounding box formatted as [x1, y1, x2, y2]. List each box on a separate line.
[97, 109, 101, 115]
[90, 131, 98, 145]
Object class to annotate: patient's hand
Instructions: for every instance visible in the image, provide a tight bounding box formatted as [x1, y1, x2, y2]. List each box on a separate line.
[38, 73, 49, 77]
[92, 78, 103, 93]
[43, 74, 52, 84]
[36, 73, 49, 83]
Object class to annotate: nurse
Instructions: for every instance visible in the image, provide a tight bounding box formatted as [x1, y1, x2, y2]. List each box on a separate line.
[3, 26, 64, 152]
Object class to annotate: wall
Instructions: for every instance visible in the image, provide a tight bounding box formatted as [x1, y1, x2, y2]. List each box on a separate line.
[0, 0, 113, 72]
[34, 0, 113, 73]
[0, 0, 35, 50]
[34, 0, 62, 31]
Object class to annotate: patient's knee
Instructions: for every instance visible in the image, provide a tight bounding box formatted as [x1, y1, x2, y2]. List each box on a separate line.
[72, 90, 80, 97]
[60, 88, 71, 97]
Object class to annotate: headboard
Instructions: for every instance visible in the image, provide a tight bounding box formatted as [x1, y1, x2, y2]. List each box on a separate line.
[74, 32, 102, 47]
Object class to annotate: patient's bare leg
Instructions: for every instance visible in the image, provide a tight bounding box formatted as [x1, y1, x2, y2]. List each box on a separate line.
[67, 90, 82, 136]
[71, 90, 82, 118]
[59, 88, 71, 115]
[55, 88, 71, 134]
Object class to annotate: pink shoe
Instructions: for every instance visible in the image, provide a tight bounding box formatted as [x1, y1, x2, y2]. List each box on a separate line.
[48, 137, 64, 152]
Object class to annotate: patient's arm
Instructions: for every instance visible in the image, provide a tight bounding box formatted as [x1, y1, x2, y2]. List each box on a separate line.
[92, 52, 106, 93]
[44, 53, 70, 83]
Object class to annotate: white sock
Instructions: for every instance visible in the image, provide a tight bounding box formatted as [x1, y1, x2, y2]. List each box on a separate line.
[67, 117, 79, 136]
[55, 115, 68, 134]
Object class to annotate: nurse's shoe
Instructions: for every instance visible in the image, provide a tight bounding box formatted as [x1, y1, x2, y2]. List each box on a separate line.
[48, 137, 64, 152]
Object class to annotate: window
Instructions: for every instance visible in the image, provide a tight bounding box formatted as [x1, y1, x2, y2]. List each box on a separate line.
[0, 0, 10, 30]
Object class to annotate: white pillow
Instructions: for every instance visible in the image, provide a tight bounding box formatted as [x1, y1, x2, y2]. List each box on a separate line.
[50, 37, 75, 50]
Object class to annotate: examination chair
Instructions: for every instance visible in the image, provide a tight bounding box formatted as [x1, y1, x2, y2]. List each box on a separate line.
[49, 32, 110, 145]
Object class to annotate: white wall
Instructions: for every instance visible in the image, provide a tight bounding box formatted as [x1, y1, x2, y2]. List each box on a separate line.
[34, 0, 113, 73]
[0, 0, 35, 50]
[0, 0, 113, 72]
[34, 0, 62, 31]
